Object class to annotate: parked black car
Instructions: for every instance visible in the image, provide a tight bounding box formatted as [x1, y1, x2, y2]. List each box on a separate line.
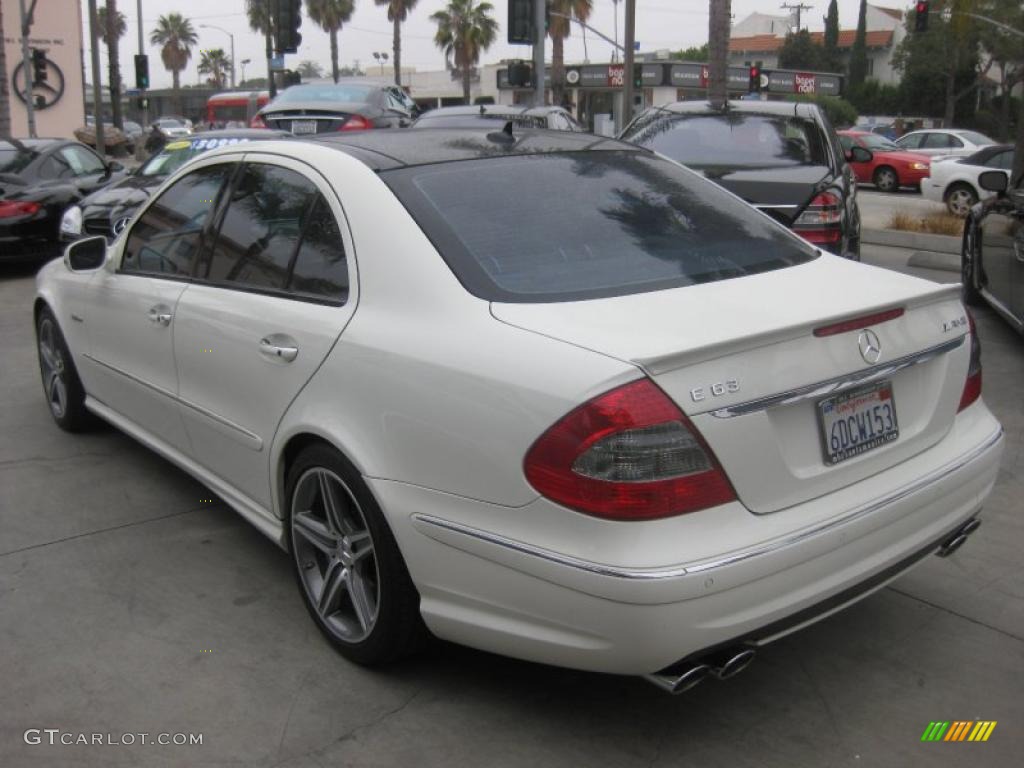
[0, 138, 127, 261]
[411, 104, 584, 132]
[619, 101, 869, 259]
[253, 82, 419, 134]
[61, 129, 291, 241]
[962, 169, 1024, 335]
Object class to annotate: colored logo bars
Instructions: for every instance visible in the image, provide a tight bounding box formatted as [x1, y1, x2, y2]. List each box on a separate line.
[921, 721, 997, 742]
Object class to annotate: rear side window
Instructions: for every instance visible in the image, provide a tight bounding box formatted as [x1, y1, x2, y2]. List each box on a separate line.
[622, 113, 828, 169]
[385, 151, 817, 303]
[123, 165, 230, 277]
[289, 197, 348, 301]
[897, 134, 922, 149]
[984, 150, 1013, 170]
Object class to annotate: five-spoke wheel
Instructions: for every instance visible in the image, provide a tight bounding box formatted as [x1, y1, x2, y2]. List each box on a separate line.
[35, 307, 92, 431]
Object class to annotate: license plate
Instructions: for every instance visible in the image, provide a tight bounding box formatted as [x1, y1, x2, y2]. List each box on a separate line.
[291, 120, 317, 134]
[817, 381, 899, 465]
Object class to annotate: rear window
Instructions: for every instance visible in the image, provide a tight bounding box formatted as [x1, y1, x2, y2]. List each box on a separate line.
[415, 114, 546, 129]
[0, 147, 35, 174]
[275, 85, 375, 104]
[957, 131, 993, 146]
[384, 151, 817, 303]
[623, 113, 828, 169]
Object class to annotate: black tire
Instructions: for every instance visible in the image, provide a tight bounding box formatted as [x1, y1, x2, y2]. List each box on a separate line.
[961, 216, 983, 306]
[873, 166, 899, 193]
[35, 306, 96, 432]
[286, 444, 427, 665]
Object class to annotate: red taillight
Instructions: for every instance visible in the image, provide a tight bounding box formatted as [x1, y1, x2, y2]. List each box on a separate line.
[524, 379, 737, 520]
[0, 200, 41, 218]
[339, 114, 373, 132]
[814, 307, 905, 337]
[249, 114, 267, 129]
[793, 191, 842, 245]
[958, 311, 982, 412]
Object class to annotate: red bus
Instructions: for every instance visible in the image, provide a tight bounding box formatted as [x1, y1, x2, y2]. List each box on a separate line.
[205, 91, 270, 129]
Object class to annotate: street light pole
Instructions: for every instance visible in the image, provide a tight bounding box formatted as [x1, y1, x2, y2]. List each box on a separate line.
[200, 24, 236, 89]
[532, 0, 546, 106]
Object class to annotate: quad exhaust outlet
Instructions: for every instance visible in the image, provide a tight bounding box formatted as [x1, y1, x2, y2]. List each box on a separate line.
[937, 518, 981, 558]
[645, 648, 756, 695]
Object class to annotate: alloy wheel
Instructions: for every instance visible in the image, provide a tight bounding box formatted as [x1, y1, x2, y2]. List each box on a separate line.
[875, 168, 897, 192]
[291, 468, 380, 643]
[38, 317, 68, 419]
[947, 187, 976, 217]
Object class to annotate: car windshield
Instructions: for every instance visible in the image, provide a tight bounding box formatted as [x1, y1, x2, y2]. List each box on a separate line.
[274, 85, 375, 104]
[0, 147, 35, 174]
[622, 112, 828, 169]
[957, 130, 994, 146]
[856, 134, 900, 151]
[385, 151, 817, 303]
[138, 136, 251, 177]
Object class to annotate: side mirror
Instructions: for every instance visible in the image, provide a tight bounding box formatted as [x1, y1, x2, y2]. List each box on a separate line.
[978, 170, 1008, 194]
[64, 235, 107, 271]
[846, 146, 873, 164]
[107, 160, 125, 173]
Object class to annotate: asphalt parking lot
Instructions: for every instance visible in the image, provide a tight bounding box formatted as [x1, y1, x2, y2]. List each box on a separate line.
[1, 247, 1022, 768]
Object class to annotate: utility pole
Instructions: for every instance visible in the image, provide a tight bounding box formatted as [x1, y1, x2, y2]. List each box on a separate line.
[137, 0, 147, 126]
[18, 0, 36, 137]
[87, 0, 105, 155]
[780, 3, 812, 32]
[620, 0, 635, 133]
[532, 0, 546, 106]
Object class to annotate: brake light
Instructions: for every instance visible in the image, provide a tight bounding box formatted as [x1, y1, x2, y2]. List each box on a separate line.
[339, 114, 373, 132]
[958, 311, 982, 412]
[793, 191, 842, 245]
[524, 379, 736, 520]
[249, 114, 267, 129]
[814, 307, 905, 337]
[0, 200, 41, 218]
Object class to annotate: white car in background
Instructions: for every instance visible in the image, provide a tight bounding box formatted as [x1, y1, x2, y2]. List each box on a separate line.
[34, 131, 1004, 694]
[895, 128, 995, 159]
[922, 144, 1015, 216]
[151, 118, 192, 138]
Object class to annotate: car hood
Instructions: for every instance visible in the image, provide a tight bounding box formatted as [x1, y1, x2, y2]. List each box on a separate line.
[78, 174, 163, 209]
[691, 164, 832, 221]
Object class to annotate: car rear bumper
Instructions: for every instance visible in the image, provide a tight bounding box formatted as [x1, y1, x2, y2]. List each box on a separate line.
[373, 404, 1003, 676]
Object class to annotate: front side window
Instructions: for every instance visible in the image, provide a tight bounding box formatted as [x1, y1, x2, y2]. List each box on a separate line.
[122, 164, 230, 276]
[622, 113, 828, 169]
[385, 151, 817, 303]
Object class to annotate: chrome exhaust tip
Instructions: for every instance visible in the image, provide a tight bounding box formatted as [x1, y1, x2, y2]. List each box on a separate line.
[937, 518, 980, 558]
[644, 664, 711, 695]
[709, 648, 757, 680]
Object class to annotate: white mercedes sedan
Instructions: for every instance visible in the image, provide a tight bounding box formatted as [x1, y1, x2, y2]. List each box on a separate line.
[34, 130, 1004, 694]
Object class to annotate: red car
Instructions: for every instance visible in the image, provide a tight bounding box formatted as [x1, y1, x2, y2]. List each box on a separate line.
[838, 130, 931, 192]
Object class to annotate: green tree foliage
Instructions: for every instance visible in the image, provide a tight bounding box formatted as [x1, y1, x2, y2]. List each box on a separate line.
[975, 0, 1024, 140]
[672, 43, 708, 62]
[822, 0, 841, 71]
[778, 29, 825, 71]
[374, 1, 420, 87]
[306, 0, 356, 83]
[430, 0, 498, 105]
[549, 1, 593, 107]
[788, 94, 858, 128]
[198, 48, 232, 89]
[150, 13, 198, 111]
[297, 60, 324, 79]
[846, 79, 902, 116]
[848, 0, 868, 88]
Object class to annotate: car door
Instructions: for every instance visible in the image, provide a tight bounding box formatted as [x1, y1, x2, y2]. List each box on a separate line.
[977, 176, 1024, 327]
[81, 163, 234, 452]
[171, 155, 356, 508]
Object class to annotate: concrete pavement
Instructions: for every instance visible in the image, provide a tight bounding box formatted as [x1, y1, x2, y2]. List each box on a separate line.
[1, 246, 1022, 768]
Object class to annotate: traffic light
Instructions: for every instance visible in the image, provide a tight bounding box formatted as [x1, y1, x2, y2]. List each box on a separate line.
[276, 0, 303, 55]
[134, 54, 149, 90]
[749, 64, 760, 93]
[31, 48, 47, 85]
[914, 1, 929, 33]
[508, 0, 533, 44]
[633, 64, 643, 89]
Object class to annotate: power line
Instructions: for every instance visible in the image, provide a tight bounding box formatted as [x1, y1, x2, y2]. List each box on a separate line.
[779, 2, 813, 31]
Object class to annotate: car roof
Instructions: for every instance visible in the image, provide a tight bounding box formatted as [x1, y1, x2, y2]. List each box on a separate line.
[0, 137, 65, 150]
[650, 100, 821, 119]
[419, 105, 527, 118]
[308, 127, 643, 171]
[187, 128, 292, 139]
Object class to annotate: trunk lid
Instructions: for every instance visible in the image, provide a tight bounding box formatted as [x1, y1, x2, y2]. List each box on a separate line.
[493, 256, 970, 513]
[696, 164, 831, 225]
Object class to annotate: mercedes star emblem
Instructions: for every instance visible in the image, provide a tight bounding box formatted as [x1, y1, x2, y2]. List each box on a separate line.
[112, 217, 131, 235]
[858, 329, 882, 364]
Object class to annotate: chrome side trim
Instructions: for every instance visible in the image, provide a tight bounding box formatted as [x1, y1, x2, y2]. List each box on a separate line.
[413, 426, 1003, 581]
[83, 353, 263, 450]
[753, 204, 800, 210]
[710, 336, 964, 418]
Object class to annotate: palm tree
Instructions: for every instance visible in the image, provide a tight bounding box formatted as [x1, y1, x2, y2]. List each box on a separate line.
[150, 13, 198, 112]
[100, 2, 127, 129]
[374, 1, 418, 87]
[305, 0, 355, 83]
[549, 1, 592, 108]
[297, 60, 324, 79]
[0, 6, 10, 136]
[430, 0, 498, 105]
[198, 48, 231, 90]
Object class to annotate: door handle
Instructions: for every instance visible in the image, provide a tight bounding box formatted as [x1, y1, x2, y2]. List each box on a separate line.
[147, 308, 172, 326]
[259, 337, 299, 362]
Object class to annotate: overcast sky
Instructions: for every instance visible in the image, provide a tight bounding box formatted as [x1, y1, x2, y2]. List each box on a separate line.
[81, 1, 884, 90]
